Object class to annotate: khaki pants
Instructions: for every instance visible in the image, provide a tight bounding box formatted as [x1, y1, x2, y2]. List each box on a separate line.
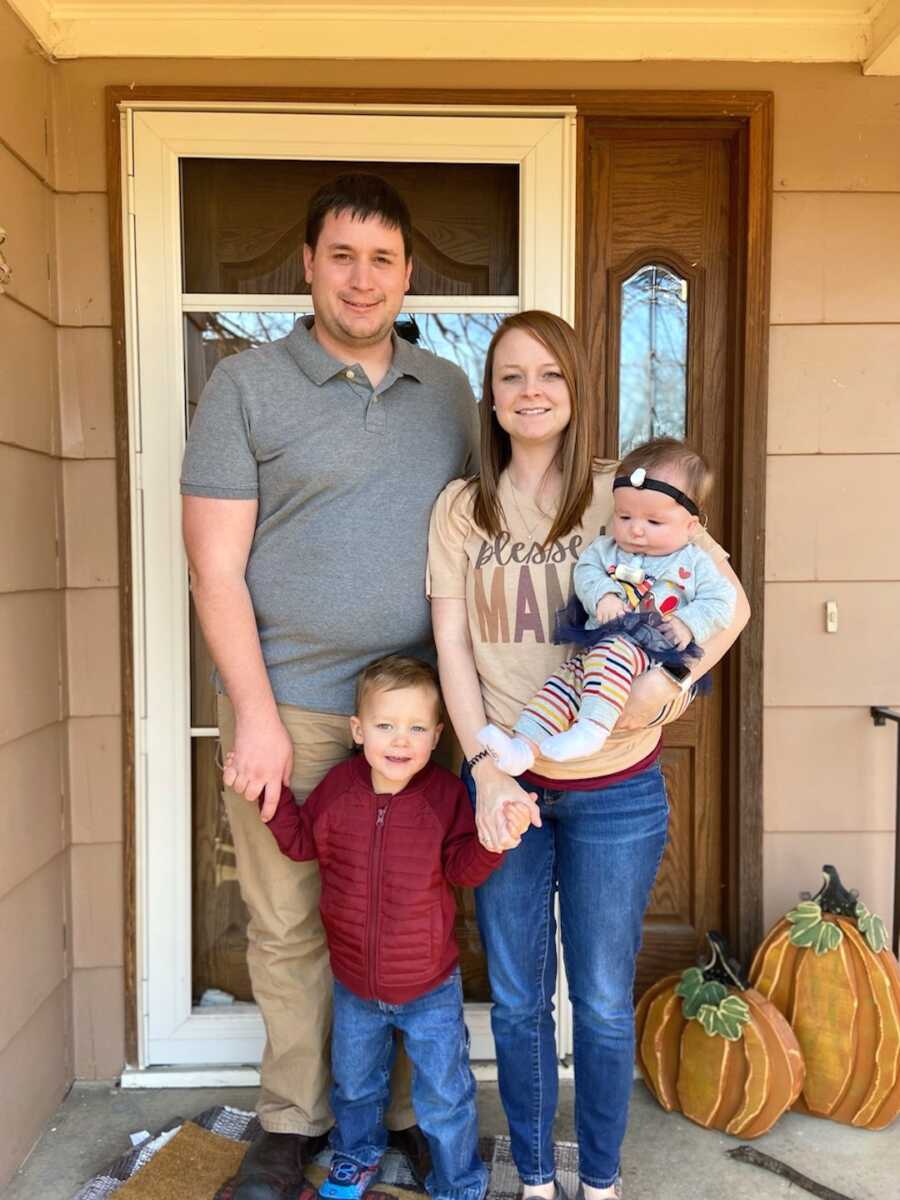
[218, 694, 415, 1135]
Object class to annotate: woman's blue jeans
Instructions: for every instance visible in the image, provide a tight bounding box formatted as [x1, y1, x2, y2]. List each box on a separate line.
[464, 762, 669, 1190]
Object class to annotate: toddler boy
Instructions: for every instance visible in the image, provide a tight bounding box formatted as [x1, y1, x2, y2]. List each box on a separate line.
[259, 655, 501, 1200]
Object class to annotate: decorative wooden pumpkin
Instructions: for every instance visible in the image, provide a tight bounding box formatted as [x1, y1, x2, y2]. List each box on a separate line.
[635, 931, 804, 1138]
[750, 864, 900, 1130]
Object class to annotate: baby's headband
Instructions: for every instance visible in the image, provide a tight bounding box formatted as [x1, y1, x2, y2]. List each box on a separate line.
[612, 467, 700, 517]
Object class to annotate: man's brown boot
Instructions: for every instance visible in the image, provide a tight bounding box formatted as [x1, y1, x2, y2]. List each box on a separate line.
[387, 1125, 432, 1190]
[232, 1130, 331, 1199]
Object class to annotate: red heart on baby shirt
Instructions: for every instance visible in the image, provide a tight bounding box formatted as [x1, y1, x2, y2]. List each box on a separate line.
[678, 567, 691, 579]
[659, 595, 679, 614]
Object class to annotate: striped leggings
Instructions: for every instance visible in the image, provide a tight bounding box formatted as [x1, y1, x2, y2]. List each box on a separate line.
[514, 635, 651, 746]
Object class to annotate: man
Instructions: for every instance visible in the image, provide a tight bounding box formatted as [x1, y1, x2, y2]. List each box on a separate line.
[181, 174, 479, 1200]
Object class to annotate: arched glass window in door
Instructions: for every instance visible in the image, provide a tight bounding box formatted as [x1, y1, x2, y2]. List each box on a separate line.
[618, 264, 688, 455]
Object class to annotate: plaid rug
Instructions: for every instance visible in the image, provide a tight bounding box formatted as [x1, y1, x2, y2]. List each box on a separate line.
[70, 1107, 582, 1200]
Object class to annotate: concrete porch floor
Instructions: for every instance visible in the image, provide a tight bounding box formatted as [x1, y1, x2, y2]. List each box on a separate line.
[3, 1079, 897, 1200]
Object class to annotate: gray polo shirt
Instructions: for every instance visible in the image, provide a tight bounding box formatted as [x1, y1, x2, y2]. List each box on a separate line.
[181, 318, 479, 714]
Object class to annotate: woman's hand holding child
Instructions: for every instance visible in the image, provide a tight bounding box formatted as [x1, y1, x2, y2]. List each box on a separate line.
[661, 614, 693, 650]
[472, 759, 541, 851]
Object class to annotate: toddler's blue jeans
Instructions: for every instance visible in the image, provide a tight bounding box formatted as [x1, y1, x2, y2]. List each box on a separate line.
[330, 969, 488, 1200]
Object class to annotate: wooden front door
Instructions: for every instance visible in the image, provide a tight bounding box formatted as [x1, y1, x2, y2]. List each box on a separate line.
[579, 118, 740, 992]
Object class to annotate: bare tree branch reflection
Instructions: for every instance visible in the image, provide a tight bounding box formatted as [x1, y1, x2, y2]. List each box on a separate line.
[619, 266, 688, 455]
[416, 312, 502, 396]
[186, 311, 503, 400]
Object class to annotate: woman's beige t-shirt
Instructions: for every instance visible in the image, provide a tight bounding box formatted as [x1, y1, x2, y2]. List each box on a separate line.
[427, 464, 729, 781]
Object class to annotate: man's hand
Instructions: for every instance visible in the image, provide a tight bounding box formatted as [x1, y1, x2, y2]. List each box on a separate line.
[223, 712, 294, 821]
[661, 615, 693, 650]
[472, 759, 541, 851]
[596, 594, 627, 624]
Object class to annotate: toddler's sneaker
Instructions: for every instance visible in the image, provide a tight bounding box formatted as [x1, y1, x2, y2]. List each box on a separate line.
[318, 1155, 381, 1200]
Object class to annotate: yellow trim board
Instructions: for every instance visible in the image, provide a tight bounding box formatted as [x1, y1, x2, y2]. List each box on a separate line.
[13, 1, 884, 67]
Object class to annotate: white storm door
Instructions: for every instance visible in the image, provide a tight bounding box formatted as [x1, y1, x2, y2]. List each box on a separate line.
[123, 105, 575, 1068]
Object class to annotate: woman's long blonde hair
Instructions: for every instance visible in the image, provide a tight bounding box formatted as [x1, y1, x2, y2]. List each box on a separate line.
[470, 310, 596, 545]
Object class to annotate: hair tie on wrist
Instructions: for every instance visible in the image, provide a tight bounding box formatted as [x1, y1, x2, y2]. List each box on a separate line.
[467, 748, 493, 770]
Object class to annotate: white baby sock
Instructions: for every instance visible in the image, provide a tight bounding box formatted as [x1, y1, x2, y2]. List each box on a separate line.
[540, 720, 610, 762]
[477, 725, 536, 776]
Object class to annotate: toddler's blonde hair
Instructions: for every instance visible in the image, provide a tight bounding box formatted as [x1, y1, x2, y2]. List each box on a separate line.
[355, 655, 442, 717]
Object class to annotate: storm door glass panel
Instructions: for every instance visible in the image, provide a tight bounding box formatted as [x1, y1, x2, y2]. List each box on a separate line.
[181, 160, 519, 296]
[618, 264, 688, 455]
[185, 311, 300, 1005]
[187, 310, 504, 1006]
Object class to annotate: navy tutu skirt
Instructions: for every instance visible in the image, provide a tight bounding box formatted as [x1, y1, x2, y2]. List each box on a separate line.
[553, 596, 704, 673]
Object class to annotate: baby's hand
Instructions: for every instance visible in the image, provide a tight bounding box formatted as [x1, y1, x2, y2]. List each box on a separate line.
[502, 800, 533, 840]
[595, 594, 627, 624]
[661, 615, 693, 650]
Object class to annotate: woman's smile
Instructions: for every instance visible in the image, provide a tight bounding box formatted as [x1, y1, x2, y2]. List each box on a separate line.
[491, 327, 572, 448]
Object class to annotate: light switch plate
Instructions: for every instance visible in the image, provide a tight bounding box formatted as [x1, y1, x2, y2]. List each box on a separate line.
[825, 600, 839, 633]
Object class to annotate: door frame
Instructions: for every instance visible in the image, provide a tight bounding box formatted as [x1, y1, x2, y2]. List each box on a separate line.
[107, 86, 772, 1067]
[117, 102, 577, 1070]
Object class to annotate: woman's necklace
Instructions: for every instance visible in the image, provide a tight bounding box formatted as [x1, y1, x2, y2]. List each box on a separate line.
[507, 473, 554, 542]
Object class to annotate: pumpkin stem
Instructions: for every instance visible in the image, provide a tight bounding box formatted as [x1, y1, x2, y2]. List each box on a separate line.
[812, 865, 860, 917]
[700, 931, 751, 990]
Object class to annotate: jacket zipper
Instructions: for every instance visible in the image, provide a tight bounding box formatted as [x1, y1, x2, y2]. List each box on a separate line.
[368, 801, 388, 997]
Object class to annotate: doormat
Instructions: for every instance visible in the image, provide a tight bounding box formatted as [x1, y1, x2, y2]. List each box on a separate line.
[69, 1106, 582, 1200]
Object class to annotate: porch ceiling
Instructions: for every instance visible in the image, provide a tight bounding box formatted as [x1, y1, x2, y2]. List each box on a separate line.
[9, 0, 900, 73]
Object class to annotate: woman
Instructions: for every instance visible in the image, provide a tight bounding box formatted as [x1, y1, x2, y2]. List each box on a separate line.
[427, 312, 748, 1200]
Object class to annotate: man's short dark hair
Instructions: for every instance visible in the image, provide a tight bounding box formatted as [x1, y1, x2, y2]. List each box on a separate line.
[305, 173, 414, 260]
